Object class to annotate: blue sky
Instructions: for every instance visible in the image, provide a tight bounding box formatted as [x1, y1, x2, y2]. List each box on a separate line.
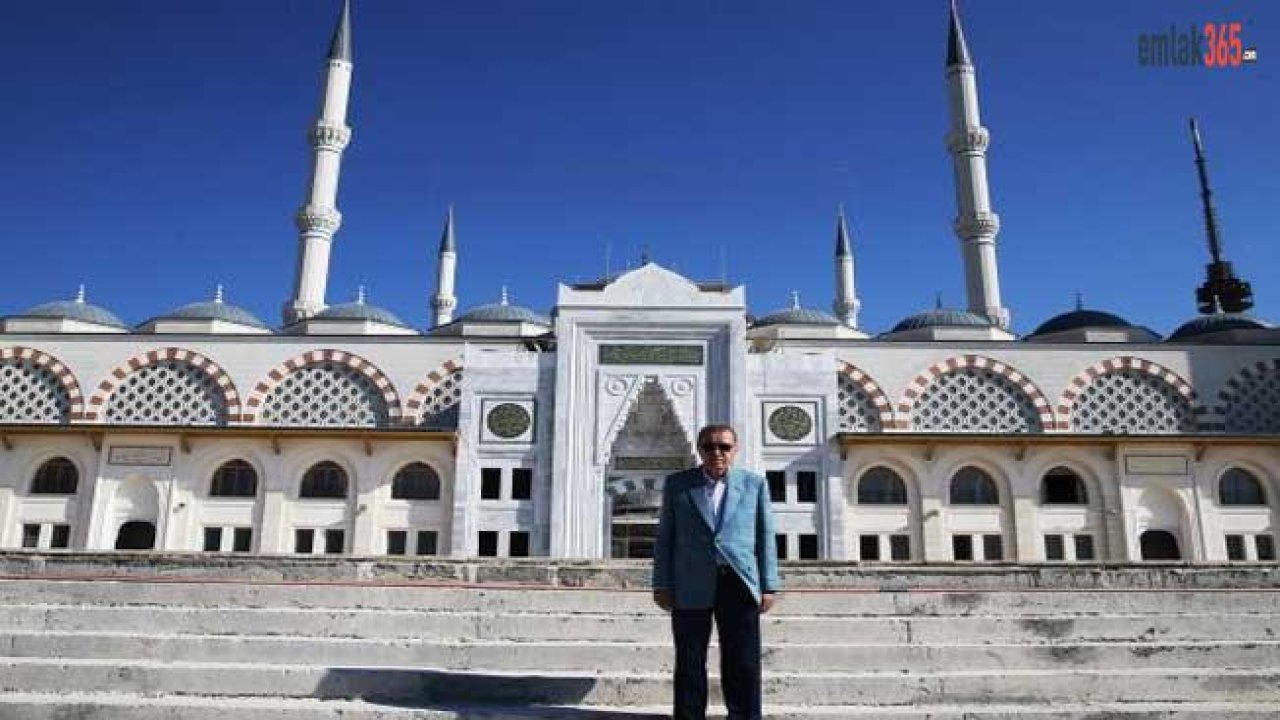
[0, 0, 1275, 336]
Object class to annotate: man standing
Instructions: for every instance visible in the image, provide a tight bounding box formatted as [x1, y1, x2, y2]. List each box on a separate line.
[652, 424, 781, 720]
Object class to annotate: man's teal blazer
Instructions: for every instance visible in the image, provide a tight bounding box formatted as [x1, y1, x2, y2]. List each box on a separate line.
[652, 466, 782, 609]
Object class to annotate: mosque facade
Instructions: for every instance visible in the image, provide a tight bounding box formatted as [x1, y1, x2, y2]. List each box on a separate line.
[1, 2, 1277, 565]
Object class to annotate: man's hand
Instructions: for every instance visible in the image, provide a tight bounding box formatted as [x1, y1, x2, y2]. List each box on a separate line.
[760, 593, 778, 614]
[653, 589, 673, 612]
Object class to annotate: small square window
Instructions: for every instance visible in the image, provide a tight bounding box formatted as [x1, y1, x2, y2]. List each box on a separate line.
[386, 530, 407, 556]
[859, 534, 880, 561]
[232, 527, 252, 553]
[417, 530, 439, 556]
[775, 534, 788, 560]
[1074, 534, 1095, 561]
[1256, 535, 1276, 561]
[480, 468, 502, 500]
[294, 528, 315, 554]
[952, 534, 973, 561]
[478, 531, 499, 557]
[796, 471, 818, 504]
[1044, 534, 1065, 561]
[983, 534, 1004, 562]
[509, 531, 530, 557]
[799, 534, 819, 560]
[1226, 534, 1247, 561]
[203, 527, 223, 552]
[766, 471, 786, 503]
[889, 534, 911, 561]
[50, 524, 71, 549]
[324, 529, 345, 554]
[512, 468, 533, 500]
[21, 524, 40, 549]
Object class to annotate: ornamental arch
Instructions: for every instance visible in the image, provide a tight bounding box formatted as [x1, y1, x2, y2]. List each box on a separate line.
[835, 361, 893, 432]
[244, 350, 402, 427]
[898, 355, 1052, 433]
[0, 347, 84, 423]
[88, 348, 240, 425]
[1057, 357, 1198, 434]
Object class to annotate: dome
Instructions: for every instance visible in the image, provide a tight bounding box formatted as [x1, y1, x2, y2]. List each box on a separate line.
[153, 291, 269, 330]
[1030, 309, 1132, 337]
[890, 308, 991, 333]
[453, 289, 550, 326]
[753, 306, 840, 328]
[1167, 312, 1272, 341]
[314, 300, 412, 329]
[12, 289, 127, 329]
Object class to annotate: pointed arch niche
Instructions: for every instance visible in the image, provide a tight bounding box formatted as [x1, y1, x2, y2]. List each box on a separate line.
[604, 377, 695, 559]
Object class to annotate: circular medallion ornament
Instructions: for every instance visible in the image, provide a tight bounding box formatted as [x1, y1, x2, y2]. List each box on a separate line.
[487, 403, 532, 439]
[768, 405, 812, 441]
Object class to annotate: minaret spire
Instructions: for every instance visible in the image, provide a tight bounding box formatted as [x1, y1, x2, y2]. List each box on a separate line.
[284, 0, 355, 324]
[431, 205, 459, 326]
[945, 0, 1010, 330]
[831, 206, 861, 329]
[1190, 118, 1253, 313]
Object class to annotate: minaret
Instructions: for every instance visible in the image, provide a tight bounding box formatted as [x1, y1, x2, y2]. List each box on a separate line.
[945, 1, 1009, 329]
[1190, 118, 1253, 313]
[431, 205, 459, 326]
[284, 0, 354, 324]
[832, 206, 861, 328]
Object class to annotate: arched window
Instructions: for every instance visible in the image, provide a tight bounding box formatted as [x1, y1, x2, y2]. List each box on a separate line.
[300, 461, 348, 499]
[30, 457, 78, 495]
[949, 466, 999, 505]
[1140, 530, 1181, 561]
[210, 460, 258, 498]
[1220, 468, 1267, 506]
[857, 467, 908, 505]
[1041, 466, 1088, 504]
[391, 462, 441, 501]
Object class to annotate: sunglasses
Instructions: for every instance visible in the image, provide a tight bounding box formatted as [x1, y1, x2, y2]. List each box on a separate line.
[699, 443, 735, 454]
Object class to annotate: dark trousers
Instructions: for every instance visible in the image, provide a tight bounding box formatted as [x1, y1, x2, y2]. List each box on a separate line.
[671, 567, 762, 720]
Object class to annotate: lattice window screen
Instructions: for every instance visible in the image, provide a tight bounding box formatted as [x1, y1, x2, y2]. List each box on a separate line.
[1072, 369, 1194, 433]
[1223, 368, 1280, 434]
[837, 374, 882, 432]
[260, 362, 387, 427]
[419, 369, 463, 427]
[0, 359, 70, 423]
[911, 368, 1041, 433]
[105, 361, 226, 425]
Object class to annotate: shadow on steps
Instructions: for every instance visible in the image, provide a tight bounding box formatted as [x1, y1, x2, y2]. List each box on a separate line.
[317, 667, 667, 718]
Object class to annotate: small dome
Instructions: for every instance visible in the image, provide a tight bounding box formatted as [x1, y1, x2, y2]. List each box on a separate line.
[1168, 312, 1272, 341]
[453, 288, 550, 326]
[154, 290, 269, 330]
[753, 306, 840, 328]
[455, 302, 550, 325]
[891, 308, 991, 333]
[1030, 309, 1133, 337]
[313, 290, 412, 329]
[13, 288, 127, 329]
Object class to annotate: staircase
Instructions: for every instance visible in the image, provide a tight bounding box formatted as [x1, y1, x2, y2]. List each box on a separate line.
[1, 553, 1279, 718]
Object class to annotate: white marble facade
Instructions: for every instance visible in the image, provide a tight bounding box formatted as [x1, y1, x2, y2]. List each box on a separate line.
[1, 261, 1278, 565]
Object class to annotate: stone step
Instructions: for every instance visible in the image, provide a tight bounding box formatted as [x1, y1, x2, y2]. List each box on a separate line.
[5, 603, 1277, 644]
[4, 659, 1280, 706]
[5, 693, 1280, 720]
[4, 578, 1279, 617]
[4, 632, 1278, 673]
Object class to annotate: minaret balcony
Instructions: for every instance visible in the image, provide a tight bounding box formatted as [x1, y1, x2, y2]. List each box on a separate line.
[309, 121, 352, 152]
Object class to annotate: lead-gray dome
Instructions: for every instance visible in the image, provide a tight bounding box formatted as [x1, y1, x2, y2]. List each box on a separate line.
[891, 308, 991, 333]
[314, 301, 412, 329]
[13, 292, 127, 329]
[753, 306, 840, 328]
[1030, 309, 1132, 337]
[153, 298, 269, 329]
[1168, 312, 1272, 341]
[455, 302, 550, 326]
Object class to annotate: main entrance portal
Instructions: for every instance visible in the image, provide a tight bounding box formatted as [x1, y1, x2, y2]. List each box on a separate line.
[605, 378, 694, 558]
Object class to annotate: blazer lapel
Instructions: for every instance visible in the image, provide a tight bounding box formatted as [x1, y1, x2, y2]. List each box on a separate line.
[718, 468, 743, 533]
[687, 473, 716, 532]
